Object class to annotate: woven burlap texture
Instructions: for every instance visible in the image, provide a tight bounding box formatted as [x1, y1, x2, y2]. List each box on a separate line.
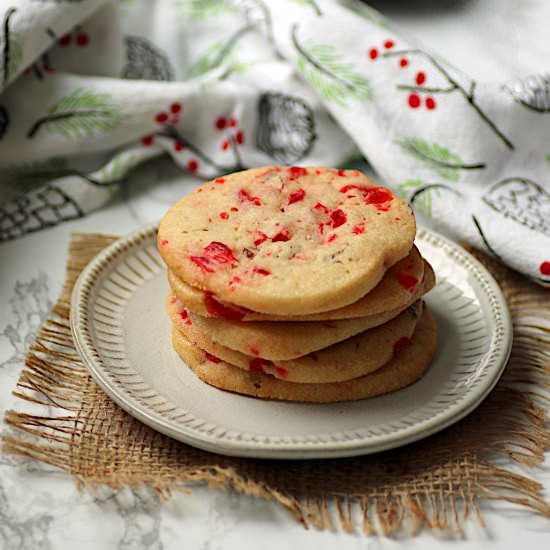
[3, 233, 550, 536]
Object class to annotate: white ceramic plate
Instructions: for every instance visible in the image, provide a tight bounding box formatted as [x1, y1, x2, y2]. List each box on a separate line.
[70, 225, 512, 459]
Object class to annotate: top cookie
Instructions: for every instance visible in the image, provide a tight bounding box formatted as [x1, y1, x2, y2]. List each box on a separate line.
[158, 166, 416, 315]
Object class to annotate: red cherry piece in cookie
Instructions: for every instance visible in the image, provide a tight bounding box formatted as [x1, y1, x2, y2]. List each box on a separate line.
[288, 166, 307, 180]
[142, 135, 154, 146]
[203, 241, 238, 264]
[408, 93, 421, 108]
[190, 256, 214, 273]
[368, 47, 378, 60]
[399, 57, 409, 68]
[250, 357, 272, 373]
[383, 39, 395, 49]
[329, 209, 347, 228]
[352, 223, 365, 235]
[204, 292, 248, 321]
[170, 102, 182, 114]
[396, 273, 418, 292]
[314, 202, 329, 214]
[253, 266, 271, 276]
[425, 96, 437, 110]
[540, 261, 550, 276]
[215, 117, 226, 130]
[156, 112, 168, 123]
[253, 231, 268, 246]
[275, 367, 288, 379]
[272, 229, 291, 242]
[160, 239, 169, 246]
[415, 71, 426, 85]
[238, 188, 262, 206]
[219, 212, 229, 220]
[179, 309, 189, 321]
[327, 234, 337, 243]
[337, 169, 346, 176]
[393, 336, 410, 354]
[58, 34, 72, 46]
[288, 188, 306, 205]
[205, 352, 222, 364]
[250, 347, 260, 356]
[76, 33, 89, 47]
[339, 185, 393, 209]
[187, 159, 199, 172]
[215, 177, 225, 184]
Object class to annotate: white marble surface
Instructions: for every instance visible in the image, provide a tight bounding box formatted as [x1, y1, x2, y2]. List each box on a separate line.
[2, 1, 550, 548]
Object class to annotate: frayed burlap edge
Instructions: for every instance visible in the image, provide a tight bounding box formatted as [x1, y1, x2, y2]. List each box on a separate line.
[2, 233, 550, 536]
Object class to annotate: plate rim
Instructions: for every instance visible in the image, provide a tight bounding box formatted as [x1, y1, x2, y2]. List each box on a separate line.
[70, 224, 512, 459]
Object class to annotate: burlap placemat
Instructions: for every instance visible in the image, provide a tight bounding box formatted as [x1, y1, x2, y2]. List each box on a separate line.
[3, 233, 550, 535]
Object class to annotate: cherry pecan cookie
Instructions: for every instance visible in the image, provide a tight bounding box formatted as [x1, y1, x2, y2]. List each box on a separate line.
[171, 306, 437, 403]
[158, 166, 416, 316]
[168, 247, 430, 321]
[170, 299, 423, 384]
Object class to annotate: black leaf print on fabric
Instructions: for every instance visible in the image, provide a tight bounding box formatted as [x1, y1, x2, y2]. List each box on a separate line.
[505, 73, 550, 113]
[0, 184, 84, 242]
[482, 177, 550, 237]
[255, 92, 316, 164]
[1, 7, 21, 87]
[122, 36, 175, 81]
[0, 104, 8, 139]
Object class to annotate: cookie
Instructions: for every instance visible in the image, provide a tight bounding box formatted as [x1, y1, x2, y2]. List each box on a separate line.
[171, 305, 437, 403]
[158, 166, 416, 315]
[168, 271, 429, 361]
[171, 300, 423, 383]
[168, 246, 431, 321]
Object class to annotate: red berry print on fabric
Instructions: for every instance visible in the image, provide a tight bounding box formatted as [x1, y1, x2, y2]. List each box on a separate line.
[399, 57, 409, 68]
[540, 261, 550, 276]
[393, 336, 410, 354]
[221, 139, 230, 151]
[204, 292, 249, 321]
[154, 101, 182, 127]
[329, 209, 347, 228]
[228, 117, 237, 128]
[205, 352, 222, 364]
[415, 71, 426, 85]
[142, 135, 154, 146]
[187, 159, 199, 172]
[58, 34, 72, 46]
[235, 130, 244, 144]
[408, 93, 421, 108]
[238, 188, 262, 206]
[384, 39, 395, 49]
[288, 188, 306, 204]
[216, 117, 226, 130]
[396, 273, 418, 292]
[368, 48, 378, 60]
[171, 102, 182, 114]
[76, 33, 89, 47]
[155, 112, 168, 124]
[174, 142, 184, 152]
[425, 96, 437, 110]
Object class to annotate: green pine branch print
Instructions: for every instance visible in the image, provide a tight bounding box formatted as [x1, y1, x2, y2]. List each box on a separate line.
[292, 24, 370, 106]
[1, 8, 22, 87]
[289, 0, 322, 16]
[27, 88, 126, 139]
[397, 179, 440, 218]
[176, 0, 231, 21]
[342, 0, 388, 27]
[397, 137, 485, 182]
[91, 149, 148, 185]
[186, 25, 253, 79]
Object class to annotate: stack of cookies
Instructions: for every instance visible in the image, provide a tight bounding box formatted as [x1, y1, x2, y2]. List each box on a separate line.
[158, 166, 437, 403]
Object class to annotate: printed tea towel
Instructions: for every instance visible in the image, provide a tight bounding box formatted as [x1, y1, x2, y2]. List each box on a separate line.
[0, 0, 548, 286]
